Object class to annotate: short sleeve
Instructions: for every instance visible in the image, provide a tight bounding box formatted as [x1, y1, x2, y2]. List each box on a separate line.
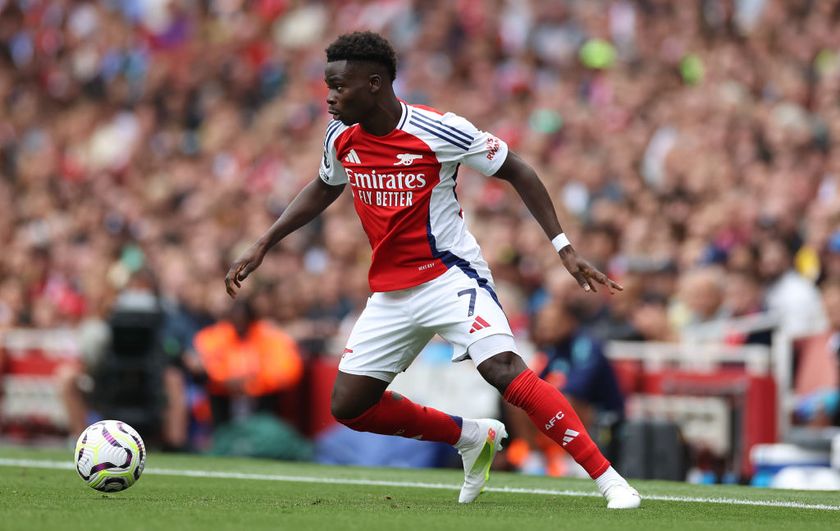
[318, 120, 349, 186]
[438, 112, 509, 176]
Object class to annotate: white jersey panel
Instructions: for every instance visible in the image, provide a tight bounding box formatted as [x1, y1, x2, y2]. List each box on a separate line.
[407, 107, 509, 176]
[402, 105, 502, 271]
[427, 166, 488, 268]
[318, 119, 350, 186]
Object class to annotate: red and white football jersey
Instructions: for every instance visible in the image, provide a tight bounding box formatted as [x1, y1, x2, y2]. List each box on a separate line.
[319, 102, 509, 292]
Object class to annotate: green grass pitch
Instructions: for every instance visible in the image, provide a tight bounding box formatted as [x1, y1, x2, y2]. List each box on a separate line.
[1, 446, 837, 531]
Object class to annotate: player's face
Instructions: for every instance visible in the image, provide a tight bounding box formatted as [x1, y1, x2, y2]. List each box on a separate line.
[325, 60, 377, 125]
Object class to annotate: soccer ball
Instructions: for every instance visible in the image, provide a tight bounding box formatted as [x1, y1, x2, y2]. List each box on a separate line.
[74, 420, 146, 492]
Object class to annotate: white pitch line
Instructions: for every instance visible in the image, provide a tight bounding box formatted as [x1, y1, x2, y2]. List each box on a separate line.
[1, 457, 838, 512]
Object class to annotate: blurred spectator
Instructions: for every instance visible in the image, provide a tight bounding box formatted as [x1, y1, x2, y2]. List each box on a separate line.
[540, 267, 637, 342]
[3, 0, 840, 438]
[760, 238, 826, 337]
[722, 269, 772, 346]
[723, 270, 766, 319]
[533, 299, 625, 424]
[818, 231, 840, 286]
[192, 298, 303, 426]
[671, 266, 727, 332]
[54, 285, 110, 441]
[56, 268, 189, 447]
[793, 280, 840, 427]
[634, 260, 680, 304]
[630, 293, 676, 342]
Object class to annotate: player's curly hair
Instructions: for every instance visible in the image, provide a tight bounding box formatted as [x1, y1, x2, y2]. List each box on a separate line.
[326, 32, 397, 81]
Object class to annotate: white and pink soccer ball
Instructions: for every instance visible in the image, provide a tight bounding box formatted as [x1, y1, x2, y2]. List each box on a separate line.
[74, 420, 146, 492]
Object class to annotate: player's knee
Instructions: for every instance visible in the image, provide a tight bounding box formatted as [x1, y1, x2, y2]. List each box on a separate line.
[476, 351, 527, 394]
[330, 388, 368, 422]
[330, 390, 349, 421]
[331, 371, 389, 421]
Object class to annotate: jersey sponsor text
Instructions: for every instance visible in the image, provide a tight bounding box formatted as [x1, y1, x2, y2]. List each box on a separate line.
[346, 167, 427, 189]
[346, 167, 427, 207]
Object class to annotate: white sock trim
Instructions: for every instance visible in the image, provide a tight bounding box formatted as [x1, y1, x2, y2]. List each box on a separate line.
[594, 466, 624, 493]
[455, 418, 480, 450]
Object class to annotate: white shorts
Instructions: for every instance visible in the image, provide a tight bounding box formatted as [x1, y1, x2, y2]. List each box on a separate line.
[338, 265, 518, 382]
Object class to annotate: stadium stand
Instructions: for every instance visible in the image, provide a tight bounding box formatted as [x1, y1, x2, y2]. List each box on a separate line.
[1, 0, 840, 485]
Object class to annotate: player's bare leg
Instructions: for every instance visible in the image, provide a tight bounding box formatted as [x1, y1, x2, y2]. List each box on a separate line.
[478, 351, 641, 510]
[330, 371, 390, 420]
[56, 363, 89, 439]
[162, 366, 189, 450]
[331, 371, 507, 503]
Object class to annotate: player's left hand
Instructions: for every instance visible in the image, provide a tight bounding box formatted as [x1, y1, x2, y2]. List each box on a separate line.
[558, 247, 623, 294]
[225, 242, 267, 298]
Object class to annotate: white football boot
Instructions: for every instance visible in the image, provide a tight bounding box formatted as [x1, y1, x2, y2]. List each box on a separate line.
[456, 419, 507, 503]
[596, 466, 642, 509]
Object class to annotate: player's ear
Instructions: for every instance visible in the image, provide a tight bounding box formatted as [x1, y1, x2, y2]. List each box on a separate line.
[368, 73, 382, 94]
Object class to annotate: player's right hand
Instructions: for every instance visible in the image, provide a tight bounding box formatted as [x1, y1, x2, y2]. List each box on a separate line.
[225, 243, 267, 298]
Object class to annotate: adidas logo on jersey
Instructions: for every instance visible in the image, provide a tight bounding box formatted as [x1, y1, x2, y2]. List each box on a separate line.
[562, 428, 579, 446]
[344, 149, 361, 164]
[394, 153, 423, 166]
[469, 316, 491, 333]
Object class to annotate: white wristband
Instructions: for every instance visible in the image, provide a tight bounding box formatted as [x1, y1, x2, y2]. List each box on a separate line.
[551, 233, 571, 253]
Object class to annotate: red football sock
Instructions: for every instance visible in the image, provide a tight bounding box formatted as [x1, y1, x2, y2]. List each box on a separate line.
[503, 369, 610, 478]
[337, 391, 462, 445]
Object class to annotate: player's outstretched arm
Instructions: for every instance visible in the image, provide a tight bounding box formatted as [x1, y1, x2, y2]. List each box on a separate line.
[225, 178, 345, 298]
[492, 151, 622, 294]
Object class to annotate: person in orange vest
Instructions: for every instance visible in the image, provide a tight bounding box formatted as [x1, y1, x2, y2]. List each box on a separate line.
[193, 299, 303, 426]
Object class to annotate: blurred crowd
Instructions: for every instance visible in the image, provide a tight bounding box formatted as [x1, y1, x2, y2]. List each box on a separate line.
[3, 0, 840, 395]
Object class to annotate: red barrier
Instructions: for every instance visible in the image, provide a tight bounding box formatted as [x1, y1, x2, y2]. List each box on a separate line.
[306, 357, 340, 437]
[614, 362, 777, 477]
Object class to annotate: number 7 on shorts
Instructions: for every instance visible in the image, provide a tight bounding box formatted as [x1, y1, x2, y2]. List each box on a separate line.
[457, 288, 477, 317]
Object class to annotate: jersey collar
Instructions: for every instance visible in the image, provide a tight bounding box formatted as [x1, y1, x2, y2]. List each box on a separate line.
[396, 101, 410, 131]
